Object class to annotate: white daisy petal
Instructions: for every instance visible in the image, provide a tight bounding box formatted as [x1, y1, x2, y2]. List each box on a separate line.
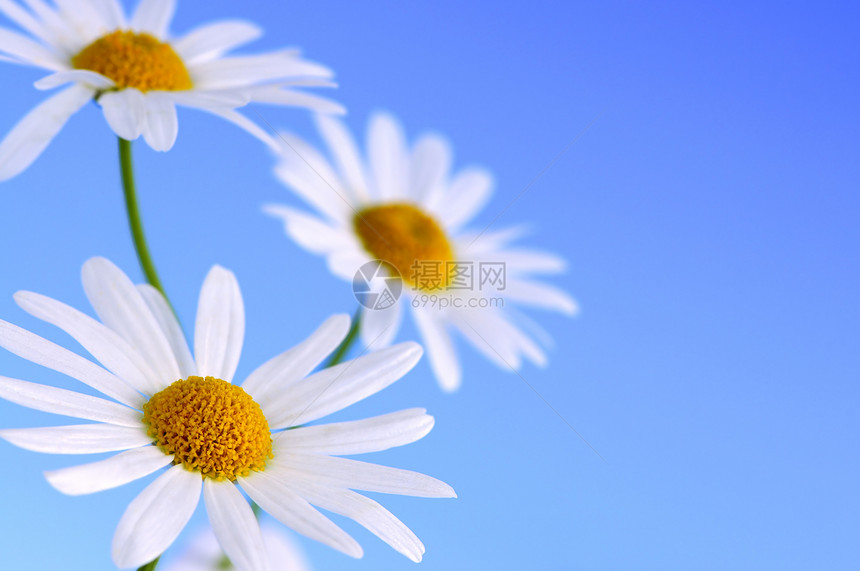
[260, 526, 312, 571]
[130, 0, 174, 38]
[137, 284, 195, 378]
[0, 319, 145, 407]
[412, 308, 461, 391]
[54, 0, 107, 40]
[14, 290, 162, 395]
[273, 166, 350, 225]
[410, 133, 451, 205]
[273, 454, 456, 498]
[266, 342, 422, 429]
[194, 106, 278, 150]
[504, 279, 579, 315]
[44, 446, 172, 495]
[432, 168, 493, 229]
[204, 480, 269, 571]
[0, 84, 93, 181]
[326, 247, 369, 281]
[0, 25, 64, 69]
[485, 310, 547, 367]
[250, 87, 345, 115]
[161, 524, 310, 571]
[458, 225, 529, 254]
[112, 464, 202, 569]
[98, 88, 146, 140]
[242, 313, 349, 405]
[34, 69, 114, 90]
[240, 471, 363, 558]
[454, 309, 547, 369]
[141, 94, 179, 151]
[157, 527, 221, 571]
[18, 4, 79, 56]
[451, 311, 515, 369]
[0, 0, 50, 42]
[367, 112, 408, 200]
[471, 247, 567, 274]
[90, 0, 126, 29]
[316, 114, 370, 202]
[0, 375, 141, 426]
[262, 204, 356, 255]
[0, 423, 151, 454]
[165, 89, 250, 110]
[359, 301, 402, 350]
[193, 52, 332, 90]
[275, 77, 338, 88]
[21, 0, 67, 34]
[274, 408, 433, 455]
[174, 20, 261, 64]
[81, 257, 181, 384]
[274, 133, 351, 222]
[194, 265, 244, 381]
[288, 480, 425, 562]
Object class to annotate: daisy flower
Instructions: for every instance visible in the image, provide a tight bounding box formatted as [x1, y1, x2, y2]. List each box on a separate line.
[0, 257, 454, 569]
[0, 0, 343, 181]
[264, 112, 578, 391]
[163, 524, 311, 571]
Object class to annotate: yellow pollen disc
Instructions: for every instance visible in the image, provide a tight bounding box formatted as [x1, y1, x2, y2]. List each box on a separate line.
[72, 30, 192, 92]
[143, 376, 272, 481]
[354, 203, 454, 290]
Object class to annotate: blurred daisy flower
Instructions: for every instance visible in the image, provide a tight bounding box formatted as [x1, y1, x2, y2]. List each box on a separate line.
[0, 257, 454, 569]
[163, 524, 310, 571]
[0, 0, 343, 180]
[265, 112, 577, 391]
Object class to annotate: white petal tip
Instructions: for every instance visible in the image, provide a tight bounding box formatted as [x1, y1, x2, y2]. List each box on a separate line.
[261, 203, 284, 217]
[436, 367, 462, 392]
[330, 312, 352, 335]
[564, 301, 581, 316]
[81, 256, 113, 276]
[346, 544, 364, 559]
[439, 380, 462, 393]
[43, 471, 79, 496]
[400, 341, 424, 360]
[207, 264, 235, 280]
[12, 291, 30, 305]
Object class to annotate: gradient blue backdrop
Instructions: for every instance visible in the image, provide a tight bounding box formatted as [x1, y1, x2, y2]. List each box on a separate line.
[1, 1, 858, 569]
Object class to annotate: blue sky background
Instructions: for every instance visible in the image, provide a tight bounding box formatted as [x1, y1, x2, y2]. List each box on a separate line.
[1, 1, 859, 569]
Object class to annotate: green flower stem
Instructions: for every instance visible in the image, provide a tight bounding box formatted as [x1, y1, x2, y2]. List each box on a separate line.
[118, 137, 175, 314]
[215, 553, 233, 570]
[325, 308, 363, 368]
[137, 557, 160, 571]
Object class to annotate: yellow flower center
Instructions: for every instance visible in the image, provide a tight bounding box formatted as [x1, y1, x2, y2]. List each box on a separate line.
[72, 30, 192, 92]
[142, 376, 272, 481]
[353, 203, 454, 290]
